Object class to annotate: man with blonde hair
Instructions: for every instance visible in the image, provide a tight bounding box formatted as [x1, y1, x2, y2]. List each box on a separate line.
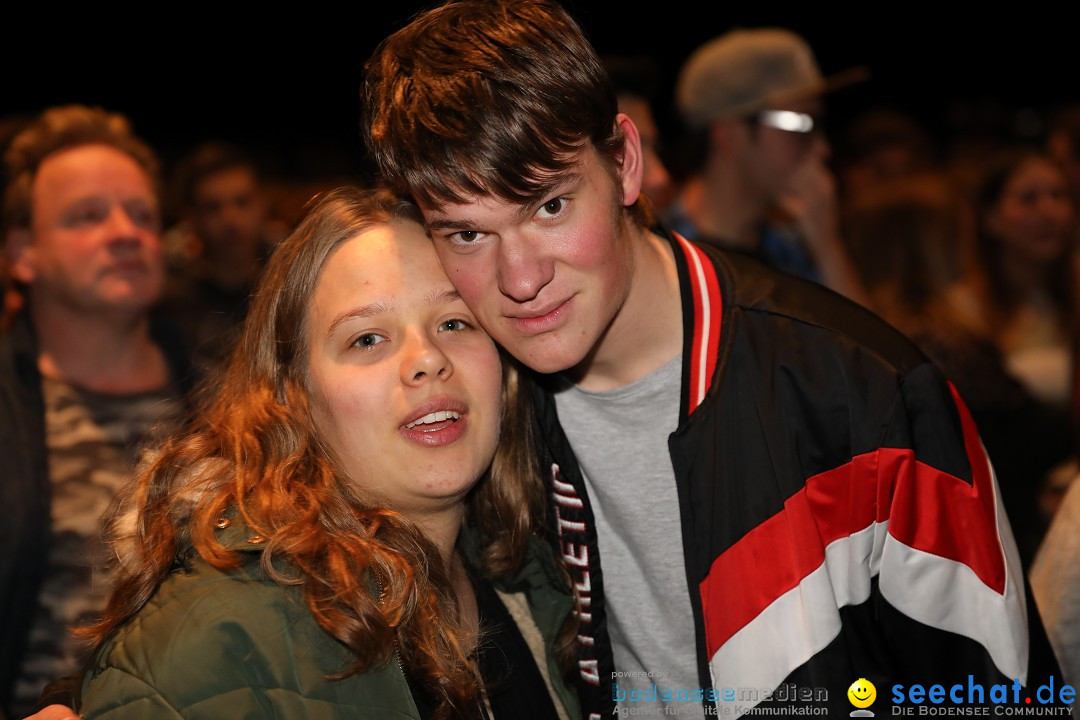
[0, 105, 188, 717]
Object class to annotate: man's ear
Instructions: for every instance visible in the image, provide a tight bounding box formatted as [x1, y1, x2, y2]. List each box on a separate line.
[614, 113, 645, 208]
[6, 228, 36, 284]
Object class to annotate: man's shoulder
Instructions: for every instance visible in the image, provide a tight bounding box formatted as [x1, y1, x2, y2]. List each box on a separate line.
[700, 242, 928, 377]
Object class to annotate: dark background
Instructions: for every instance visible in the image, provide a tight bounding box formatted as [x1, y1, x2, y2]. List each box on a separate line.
[2, 3, 1071, 191]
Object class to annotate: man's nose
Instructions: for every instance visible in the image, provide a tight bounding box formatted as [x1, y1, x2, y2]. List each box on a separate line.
[496, 234, 555, 303]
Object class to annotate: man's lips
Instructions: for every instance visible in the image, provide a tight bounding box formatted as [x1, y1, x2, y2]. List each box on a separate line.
[507, 296, 573, 334]
[104, 259, 150, 275]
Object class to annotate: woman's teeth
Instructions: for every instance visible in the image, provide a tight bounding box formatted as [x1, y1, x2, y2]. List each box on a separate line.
[405, 410, 461, 429]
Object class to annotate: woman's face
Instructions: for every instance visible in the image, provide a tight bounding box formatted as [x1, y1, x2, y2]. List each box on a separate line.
[306, 219, 503, 516]
[987, 157, 1075, 264]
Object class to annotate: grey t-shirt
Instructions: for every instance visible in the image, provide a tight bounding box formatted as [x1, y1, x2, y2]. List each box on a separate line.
[554, 354, 705, 717]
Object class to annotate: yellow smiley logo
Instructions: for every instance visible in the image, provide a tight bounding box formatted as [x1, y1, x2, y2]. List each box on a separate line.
[848, 678, 876, 709]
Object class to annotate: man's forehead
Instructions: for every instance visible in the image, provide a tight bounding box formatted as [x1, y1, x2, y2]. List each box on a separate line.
[770, 95, 824, 115]
[34, 145, 151, 194]
[419, 192, 529, 223]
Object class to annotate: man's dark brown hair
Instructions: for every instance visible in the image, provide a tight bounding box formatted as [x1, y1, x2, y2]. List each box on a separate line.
[362, 0, 628, 212]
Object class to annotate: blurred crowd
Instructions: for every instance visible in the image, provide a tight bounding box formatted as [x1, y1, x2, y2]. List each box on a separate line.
[4, 23, 1080, 718]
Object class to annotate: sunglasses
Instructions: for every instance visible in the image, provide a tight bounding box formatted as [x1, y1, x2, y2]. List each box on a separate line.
[751, 110, 820, 134]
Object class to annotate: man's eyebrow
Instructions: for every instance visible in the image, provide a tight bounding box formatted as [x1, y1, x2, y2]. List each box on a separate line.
[425, 217, 476, 232]
[424, 172, 585, 231]
[523, 171, 583, 214]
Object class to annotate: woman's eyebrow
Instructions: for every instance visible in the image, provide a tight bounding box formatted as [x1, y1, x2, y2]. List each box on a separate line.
[325, 291, 462, 338]
[427, 289, 463, 306]
[326, 301, 394, 338]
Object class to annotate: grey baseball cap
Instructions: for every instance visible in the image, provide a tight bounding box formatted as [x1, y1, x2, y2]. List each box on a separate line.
[677, 28, 868, 128]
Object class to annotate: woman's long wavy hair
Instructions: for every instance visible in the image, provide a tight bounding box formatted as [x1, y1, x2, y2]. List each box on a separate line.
[972, 149, 1078, 333]
[87, 187, 566, 718]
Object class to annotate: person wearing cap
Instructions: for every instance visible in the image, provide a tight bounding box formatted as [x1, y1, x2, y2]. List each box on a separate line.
[665, 28, 868, 303]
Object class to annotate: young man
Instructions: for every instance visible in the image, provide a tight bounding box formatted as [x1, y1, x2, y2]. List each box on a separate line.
[159, 140, 283, 377]
[665, 28, 868, 303]
[364, 2, 1058, 718]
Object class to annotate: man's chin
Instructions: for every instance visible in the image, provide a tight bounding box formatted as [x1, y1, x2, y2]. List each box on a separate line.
[500, 338, 588, 377]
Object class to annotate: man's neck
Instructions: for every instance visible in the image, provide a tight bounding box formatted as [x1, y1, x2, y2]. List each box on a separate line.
[681, 165, 769, 249]
[31, 299, 169, 394]
[566, 224, 683, 392]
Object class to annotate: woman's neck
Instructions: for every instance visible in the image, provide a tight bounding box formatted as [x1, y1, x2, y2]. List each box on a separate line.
[449, 551, 479, 647]
[998, 247, 1051, 301]
[409, 503, 466, 569]
[407, 503, 479, 646]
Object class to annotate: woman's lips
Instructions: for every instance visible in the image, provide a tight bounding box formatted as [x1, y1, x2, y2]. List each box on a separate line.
[399, 399, 467, 447]
[399, 414, 466, 446]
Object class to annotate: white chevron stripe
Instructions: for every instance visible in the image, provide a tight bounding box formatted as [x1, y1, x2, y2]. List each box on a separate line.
[708, 522, 883, 709]
[707, 463, 1027, 708]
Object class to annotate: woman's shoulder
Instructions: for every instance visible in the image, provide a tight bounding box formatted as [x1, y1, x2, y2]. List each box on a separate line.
[79, 548, 419, 719]
[107, 548, 298, 641]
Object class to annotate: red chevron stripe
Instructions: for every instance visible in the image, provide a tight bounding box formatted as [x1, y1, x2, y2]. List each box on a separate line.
[698, 389, 1006, 657]
[887, 384, 1005, 593]
[674, 234, 722, 415]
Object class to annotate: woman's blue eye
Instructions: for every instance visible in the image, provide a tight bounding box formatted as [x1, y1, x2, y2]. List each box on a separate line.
[353, 333, 387, 349]
[440, 319, 469, 332]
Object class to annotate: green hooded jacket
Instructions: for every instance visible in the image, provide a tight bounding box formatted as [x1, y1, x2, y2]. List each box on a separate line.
[78, 521, 579, 719]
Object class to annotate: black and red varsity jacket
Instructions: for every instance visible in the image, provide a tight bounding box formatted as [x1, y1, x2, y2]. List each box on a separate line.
[533, 232, 1062, 719]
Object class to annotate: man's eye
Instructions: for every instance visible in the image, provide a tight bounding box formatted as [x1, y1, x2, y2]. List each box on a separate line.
[79, 209, 107, 224]
[452, 230, 480, 243]
[538, 197, 566, 218]
[352, 332, 387, 349]
[125, 203, 158, 229]
[65, 205, 107, 226]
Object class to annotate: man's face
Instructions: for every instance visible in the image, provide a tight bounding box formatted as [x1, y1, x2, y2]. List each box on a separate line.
[419, 145, 635, 375]
[740, 98, 827, 201]
[191, 166, 266, 255]
[15, 144, 164, 315]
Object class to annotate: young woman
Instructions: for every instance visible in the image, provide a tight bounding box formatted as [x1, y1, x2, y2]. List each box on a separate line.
[950, 149, 1080, 534]
[957, 149, 1078, 414]
[73, 187, 579, 719]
